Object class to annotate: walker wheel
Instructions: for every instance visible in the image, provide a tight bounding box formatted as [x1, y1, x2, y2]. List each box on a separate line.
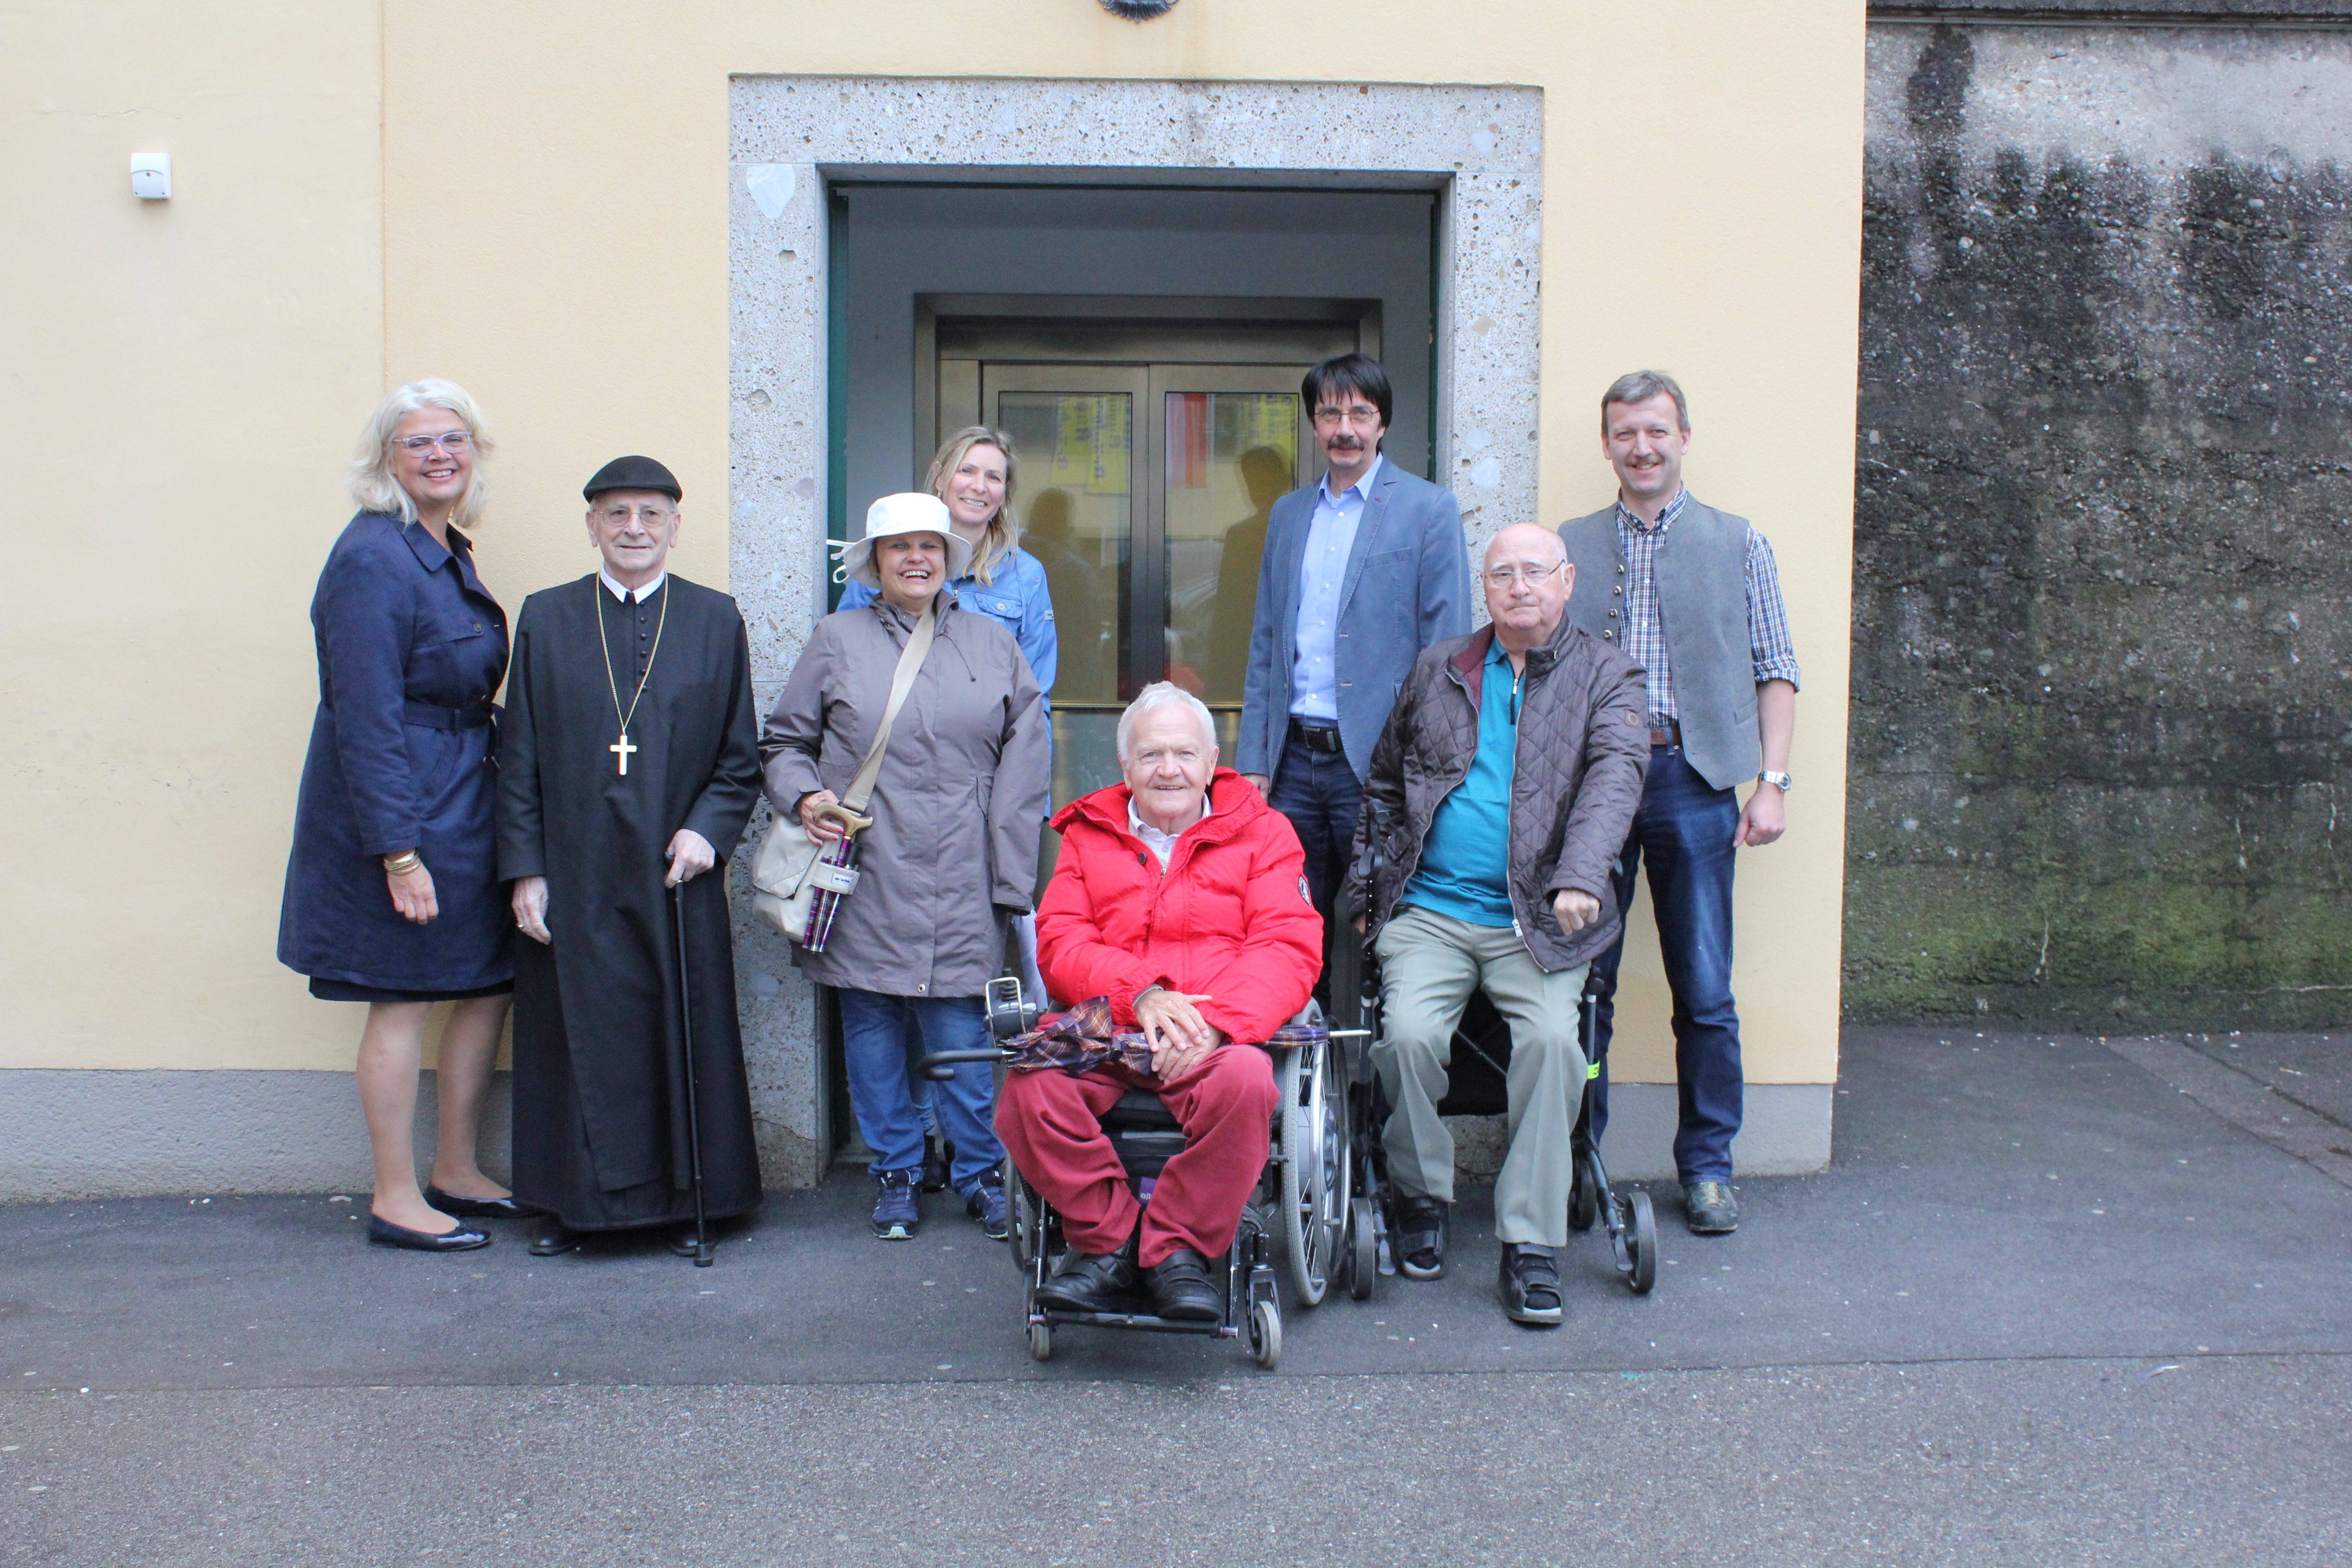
[1250, 1299, 1283, 1371]
[1347, 1197, 1377, 1301]
[1568, 1164, 1598, 1232]
[1627, 1189, 1657, 1295]
[1028, 1320, 1053, 1362]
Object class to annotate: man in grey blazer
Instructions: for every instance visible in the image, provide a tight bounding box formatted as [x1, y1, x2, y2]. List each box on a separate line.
[1558, 370, 1802, 1237]
[1239, 353, 1471, 947]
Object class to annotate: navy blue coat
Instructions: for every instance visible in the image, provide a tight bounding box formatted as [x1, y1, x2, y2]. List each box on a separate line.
[278, 511, 513, 992]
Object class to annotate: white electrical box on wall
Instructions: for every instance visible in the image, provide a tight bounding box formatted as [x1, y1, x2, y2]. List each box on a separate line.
[131, 153, 171, 200]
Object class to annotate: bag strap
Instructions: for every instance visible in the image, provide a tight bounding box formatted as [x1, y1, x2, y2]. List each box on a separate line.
[839, 602, 936, 815]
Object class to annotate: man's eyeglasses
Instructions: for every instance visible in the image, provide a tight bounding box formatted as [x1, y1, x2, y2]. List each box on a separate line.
[1312, 404, 1383, 428]
[596, 505, 676, 528]
[1485, 561, 1565, 588]
[395, 431, 472, 453]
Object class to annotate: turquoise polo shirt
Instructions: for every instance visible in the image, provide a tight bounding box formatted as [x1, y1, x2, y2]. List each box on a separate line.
[1401, 635, 1521, 927]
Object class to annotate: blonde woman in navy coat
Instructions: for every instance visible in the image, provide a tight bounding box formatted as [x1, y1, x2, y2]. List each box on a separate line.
[278, 380, 523, 1252]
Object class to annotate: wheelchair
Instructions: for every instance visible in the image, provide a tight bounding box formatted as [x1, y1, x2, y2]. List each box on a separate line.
[1330, 812, 1659, 1301]
[920, 977, 1364, 1371]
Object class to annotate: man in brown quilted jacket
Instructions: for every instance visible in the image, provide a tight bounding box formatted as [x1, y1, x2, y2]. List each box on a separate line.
[1341, 523, 1650, 1326]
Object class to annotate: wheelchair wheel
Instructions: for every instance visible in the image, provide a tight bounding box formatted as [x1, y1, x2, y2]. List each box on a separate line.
[1279, 1039, 1348, 1308]
[1626, 1189, 1657, 1295]
[1005, 1161, 1039, 1270]
[1028, 1319, 1053, 1361]
[1250, 1299, 1282, 1370]
[1346, 1196, 1377, 1301]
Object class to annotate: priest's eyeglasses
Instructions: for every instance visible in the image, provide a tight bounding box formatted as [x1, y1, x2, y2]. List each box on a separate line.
[596, 504, 676, 527]
[395, 431, 473, 453]
[1485, 561, 1565, 588]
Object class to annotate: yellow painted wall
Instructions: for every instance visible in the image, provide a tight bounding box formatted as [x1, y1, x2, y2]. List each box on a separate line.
[4, 0, 1861, 1091]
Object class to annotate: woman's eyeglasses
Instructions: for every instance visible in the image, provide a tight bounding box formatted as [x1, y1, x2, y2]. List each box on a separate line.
[396, 431, 473, 453]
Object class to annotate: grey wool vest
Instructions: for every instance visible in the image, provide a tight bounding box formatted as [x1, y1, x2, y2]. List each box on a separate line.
[1558, 499, 1760, 792]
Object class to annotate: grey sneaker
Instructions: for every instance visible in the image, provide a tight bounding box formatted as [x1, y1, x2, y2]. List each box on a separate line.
[872, 1166, 921, 1240]
[1684, 1180, 1739, 1235]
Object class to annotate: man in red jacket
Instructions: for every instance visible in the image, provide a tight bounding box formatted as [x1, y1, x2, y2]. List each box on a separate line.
[1000, 682, 1324, 1322]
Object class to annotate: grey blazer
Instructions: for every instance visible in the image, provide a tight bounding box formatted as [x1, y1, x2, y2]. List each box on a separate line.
[1236, 459, 1470, 781]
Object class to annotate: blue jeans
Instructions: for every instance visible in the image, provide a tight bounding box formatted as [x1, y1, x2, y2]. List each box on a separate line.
[1268, 728, 1363, 943]
[835, 990, 1004, 1193]
[1585, 746, 1744, 1182]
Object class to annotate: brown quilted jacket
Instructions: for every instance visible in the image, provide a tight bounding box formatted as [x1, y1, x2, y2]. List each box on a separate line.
[1342, 617, 1651, 973]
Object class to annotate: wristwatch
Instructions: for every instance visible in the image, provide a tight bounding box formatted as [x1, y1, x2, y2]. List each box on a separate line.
[1757, 770, 1793, 792]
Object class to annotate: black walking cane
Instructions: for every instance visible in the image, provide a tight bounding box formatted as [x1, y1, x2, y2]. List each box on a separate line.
[670, 882, 714, 1267]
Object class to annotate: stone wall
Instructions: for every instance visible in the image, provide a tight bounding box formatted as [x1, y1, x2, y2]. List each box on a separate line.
[1850, 13, 2352, 1028]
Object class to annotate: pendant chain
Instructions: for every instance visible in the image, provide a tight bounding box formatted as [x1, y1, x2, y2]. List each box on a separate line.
[596, 581, 669, 774]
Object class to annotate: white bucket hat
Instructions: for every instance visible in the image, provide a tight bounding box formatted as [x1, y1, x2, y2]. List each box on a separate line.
[836, 492, 973, 588]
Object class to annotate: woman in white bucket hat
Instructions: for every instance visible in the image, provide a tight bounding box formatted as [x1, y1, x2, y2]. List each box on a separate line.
[760, 493, 1049, 1243]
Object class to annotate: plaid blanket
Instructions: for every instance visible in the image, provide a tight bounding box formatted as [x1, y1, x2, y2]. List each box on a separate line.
[1004, 995, 1327, 1077]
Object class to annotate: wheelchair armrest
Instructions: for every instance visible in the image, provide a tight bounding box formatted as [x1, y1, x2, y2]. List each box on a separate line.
[916, 1048, 1010, 1081]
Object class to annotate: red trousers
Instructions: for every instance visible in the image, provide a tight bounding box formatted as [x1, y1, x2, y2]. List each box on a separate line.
[996, 1045, 1279, 1269]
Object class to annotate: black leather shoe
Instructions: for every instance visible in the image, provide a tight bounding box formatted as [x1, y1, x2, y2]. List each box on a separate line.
[1393, 1193, 1450, 1279]
[1034, 1250, 1142, 1313]
[666, 1223, 711, 1259]
[424, 1185, 535, 1220]
[1146, 1247, 1222, 1322]
[529, 1220, 582, 1256]
[1498, 1243, 1564, 1327]
[367, 1214, 490, 1252]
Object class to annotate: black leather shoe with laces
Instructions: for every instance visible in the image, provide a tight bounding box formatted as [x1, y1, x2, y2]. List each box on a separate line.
[1497, 1243, 1564, 1327]
[1684, 1180, 1739, 1234]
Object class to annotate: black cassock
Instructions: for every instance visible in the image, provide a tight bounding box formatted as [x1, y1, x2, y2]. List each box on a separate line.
[497, 573, 764, 1230]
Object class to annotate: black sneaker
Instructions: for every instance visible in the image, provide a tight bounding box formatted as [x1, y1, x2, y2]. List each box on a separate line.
[1393, 1193, 1450, 1279]
[1684, 1180, 1739, 1235]
[919, 1133, 954, 1194]
[965, 1174, 1010, 1240]
[872, 1166, 921, 1240]
[1498, 1243, 1564, 1327]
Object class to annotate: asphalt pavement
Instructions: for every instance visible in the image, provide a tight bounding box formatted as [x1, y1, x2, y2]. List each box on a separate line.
[2, 1026, 2348, 1566]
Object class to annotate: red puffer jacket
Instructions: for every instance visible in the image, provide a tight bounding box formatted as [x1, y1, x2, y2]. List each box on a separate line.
[1036, 768, 1324, 1044]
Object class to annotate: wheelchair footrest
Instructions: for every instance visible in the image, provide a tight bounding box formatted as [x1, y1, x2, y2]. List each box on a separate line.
[1033, 1308, 1235, 1338]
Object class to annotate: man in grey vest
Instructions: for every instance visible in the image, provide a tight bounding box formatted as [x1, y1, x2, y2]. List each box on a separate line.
[1557, 371, 1801, 1235]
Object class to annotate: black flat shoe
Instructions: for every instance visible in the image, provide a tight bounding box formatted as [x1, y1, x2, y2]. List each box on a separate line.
[1034, 1250, 1142, 1313]
[666, 1224, 712, 1259]
[529, 1221, 582, 1256]
[424, 1185, 535, 1220]
[367, 1214, 490, 1253]
[1147, 1247, 1222, 1322]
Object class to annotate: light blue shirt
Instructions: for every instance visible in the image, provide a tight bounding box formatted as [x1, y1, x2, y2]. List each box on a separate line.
[1288, 452, 1383, 722]
[1401, 633, 1521, 927]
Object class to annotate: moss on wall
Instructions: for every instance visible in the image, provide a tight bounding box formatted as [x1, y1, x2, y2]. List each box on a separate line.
[1850, 22, 2352, 1026]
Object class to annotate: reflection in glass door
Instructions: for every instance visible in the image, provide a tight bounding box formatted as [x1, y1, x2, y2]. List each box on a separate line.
[984, 363, 1313, 816]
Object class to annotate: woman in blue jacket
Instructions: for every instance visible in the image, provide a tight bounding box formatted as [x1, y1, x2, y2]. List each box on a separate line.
[278, 381, 522, 1253]
[837, 426, 1058, 1191]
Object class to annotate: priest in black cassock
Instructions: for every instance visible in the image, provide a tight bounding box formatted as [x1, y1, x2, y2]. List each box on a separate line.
[498, 455, 764, 1258]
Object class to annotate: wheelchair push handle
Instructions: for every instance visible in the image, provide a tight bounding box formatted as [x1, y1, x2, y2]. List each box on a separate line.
[916, 1047, 1009, 1082]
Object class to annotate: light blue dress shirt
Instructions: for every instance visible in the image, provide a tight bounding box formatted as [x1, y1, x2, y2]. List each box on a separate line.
[1288, 452, 1384, 722]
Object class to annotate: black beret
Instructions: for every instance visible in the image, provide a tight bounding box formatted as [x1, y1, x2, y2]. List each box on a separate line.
[583, 455, 682, 503]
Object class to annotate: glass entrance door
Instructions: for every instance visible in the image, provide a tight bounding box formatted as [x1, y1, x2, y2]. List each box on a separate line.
[983, 363, 1316, 811]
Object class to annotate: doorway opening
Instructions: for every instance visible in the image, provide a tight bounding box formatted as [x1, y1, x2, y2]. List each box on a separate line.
[918, 297, 1382, 811]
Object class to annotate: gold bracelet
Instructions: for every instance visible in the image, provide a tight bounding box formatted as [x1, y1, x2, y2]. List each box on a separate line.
[382, 850, 423, 876]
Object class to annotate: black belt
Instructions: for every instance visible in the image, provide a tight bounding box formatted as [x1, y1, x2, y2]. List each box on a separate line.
[1648, 720, 1681, 748]
[1288, 717, 1345, 755]
[404, 699, 496, 730]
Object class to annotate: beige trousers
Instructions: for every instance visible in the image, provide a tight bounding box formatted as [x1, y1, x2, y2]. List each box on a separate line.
[1372, 903, 1590, 1248]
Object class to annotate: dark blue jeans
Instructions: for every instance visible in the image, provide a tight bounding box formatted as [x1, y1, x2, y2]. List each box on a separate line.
[1268, 729, 1363, 950]
[835, 990, 1005, 1194]
[1585, 746, 1744, 1182]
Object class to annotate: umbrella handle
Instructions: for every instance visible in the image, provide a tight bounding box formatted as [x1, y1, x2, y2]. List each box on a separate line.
[809, 801, 873, 838]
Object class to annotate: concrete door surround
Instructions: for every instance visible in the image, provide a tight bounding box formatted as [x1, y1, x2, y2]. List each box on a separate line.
[725, 76, 1546, 1187]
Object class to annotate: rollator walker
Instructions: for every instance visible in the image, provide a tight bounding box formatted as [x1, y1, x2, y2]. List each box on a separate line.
[1328, 802, 1659, 1300]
